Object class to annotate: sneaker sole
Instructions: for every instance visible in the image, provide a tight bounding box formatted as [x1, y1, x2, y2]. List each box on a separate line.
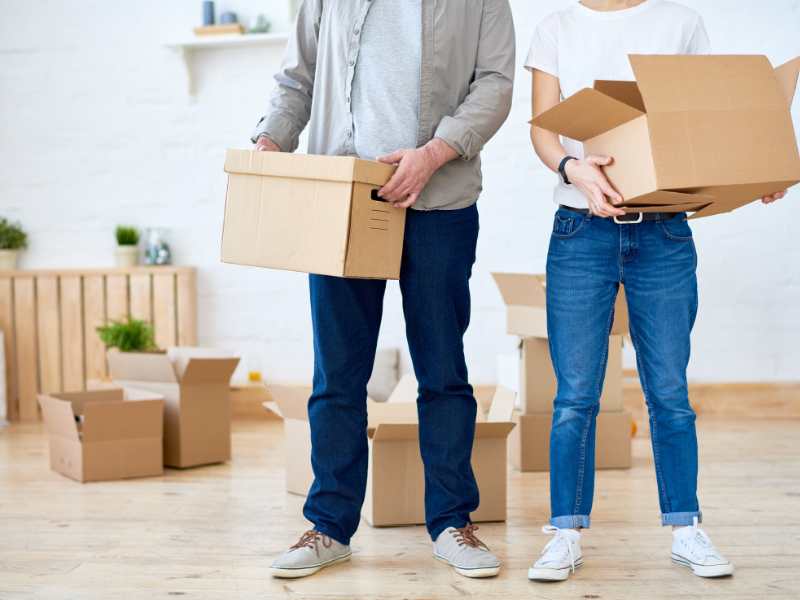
[528, 559, 583, 582]
[433, 553, 500, 578]
[671, 553, 734, 578]
[270, 553, 352, 579]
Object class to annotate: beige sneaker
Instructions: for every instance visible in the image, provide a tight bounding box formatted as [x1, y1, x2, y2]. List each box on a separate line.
[270, 530, 351, 578]
[433, 525, 501, 578]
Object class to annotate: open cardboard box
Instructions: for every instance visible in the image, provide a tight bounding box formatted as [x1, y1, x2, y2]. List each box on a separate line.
[221, 150, 405, 279]
[38, 388, 164, 483]
[533, 55, 800, 219]
[107, 348, 239, 469]
[264, 377, 516, 527]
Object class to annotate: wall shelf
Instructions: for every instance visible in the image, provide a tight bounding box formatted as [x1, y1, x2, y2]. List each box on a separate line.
[165, 32, 289, 95]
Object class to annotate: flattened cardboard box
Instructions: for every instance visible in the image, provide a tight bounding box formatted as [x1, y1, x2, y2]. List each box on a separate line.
[533, 55, 800, 219]
[38, 388, 164, 483]
[221, 150, 405, 280]
[264, 378, 517, 527]
[107, 348, 239, 469]
[492, 273, 628, 338]
[509, 410, 632, 472]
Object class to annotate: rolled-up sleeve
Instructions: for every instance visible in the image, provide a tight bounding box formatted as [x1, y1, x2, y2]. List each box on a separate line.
[434, 0, 516, 161]
[250, 0, 322, 151]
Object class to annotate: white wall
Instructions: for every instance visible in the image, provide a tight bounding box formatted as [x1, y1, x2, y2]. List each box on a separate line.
[1, 0, 799, 384]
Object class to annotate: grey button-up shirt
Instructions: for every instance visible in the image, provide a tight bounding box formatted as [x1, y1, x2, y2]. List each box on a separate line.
[252, 0, 516, 211]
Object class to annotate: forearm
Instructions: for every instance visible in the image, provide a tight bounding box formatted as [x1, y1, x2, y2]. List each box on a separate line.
[531, 126, 568, 174]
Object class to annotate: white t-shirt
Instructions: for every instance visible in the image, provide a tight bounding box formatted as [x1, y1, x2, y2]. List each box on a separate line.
[525, 0, 711, 209]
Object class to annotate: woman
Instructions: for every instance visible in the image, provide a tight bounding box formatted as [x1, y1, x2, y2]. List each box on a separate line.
[525, 0, 786, 582]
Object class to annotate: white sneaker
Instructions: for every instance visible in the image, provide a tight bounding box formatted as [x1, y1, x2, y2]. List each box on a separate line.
[433, 525, 501, 578]
[270, 530, 351, 578]
[671, 518, 734, 578]
[528, 525, 583, 581]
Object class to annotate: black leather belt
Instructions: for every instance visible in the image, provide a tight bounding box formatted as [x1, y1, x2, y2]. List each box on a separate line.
[559, 205, 673, 223]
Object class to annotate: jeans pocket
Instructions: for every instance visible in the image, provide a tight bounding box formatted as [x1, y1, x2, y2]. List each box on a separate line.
[552, 209, 588, 239]
[659, 213, 693, 241]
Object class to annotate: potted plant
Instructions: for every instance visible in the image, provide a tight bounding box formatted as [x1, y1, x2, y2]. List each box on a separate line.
[115, 225, 140, 268]
[0, 218, 28, 270]
[97, 317, 157, 352]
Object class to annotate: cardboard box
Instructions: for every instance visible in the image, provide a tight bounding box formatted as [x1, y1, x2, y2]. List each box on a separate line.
[533, 55, 800, 219]
[492, 273, 628, 338]
[509, 410, 632, 472]
[107, 348, 239, 468]
[38, 388, 164, 483]
[221, 150, 405, 279]
[264, 378, 517, 526]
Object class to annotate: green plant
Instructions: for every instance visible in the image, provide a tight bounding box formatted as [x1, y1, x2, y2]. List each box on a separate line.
[97, 317, 157, 352]
[115, 226, 140, 246]
[0, 218, 28, 250]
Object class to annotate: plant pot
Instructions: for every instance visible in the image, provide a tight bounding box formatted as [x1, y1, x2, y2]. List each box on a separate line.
[115, 245, 139, 268]
[0, 249, 19, 270]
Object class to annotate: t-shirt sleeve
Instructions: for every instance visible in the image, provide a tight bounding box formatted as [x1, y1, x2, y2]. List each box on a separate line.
[524, 14, 558, 76]
[687, 14, 711, 55]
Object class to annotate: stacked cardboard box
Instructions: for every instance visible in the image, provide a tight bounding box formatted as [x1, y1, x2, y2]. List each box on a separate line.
[264, 376, 516, 526]
[492, 273, 632, 471]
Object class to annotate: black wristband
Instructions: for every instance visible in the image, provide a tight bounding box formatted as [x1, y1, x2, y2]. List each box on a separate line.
[558, 155, 578, 185]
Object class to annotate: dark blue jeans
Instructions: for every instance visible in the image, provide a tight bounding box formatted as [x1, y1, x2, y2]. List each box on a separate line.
[546, 208, 701, 529]
[303, 204, 480, 545]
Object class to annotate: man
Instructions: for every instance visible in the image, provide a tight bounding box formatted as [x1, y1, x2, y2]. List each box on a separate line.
[253, 0, 515, 579]
[525, 0, 786, 583]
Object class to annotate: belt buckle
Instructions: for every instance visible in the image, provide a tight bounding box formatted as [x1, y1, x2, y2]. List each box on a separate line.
[614, 212, 644, 225]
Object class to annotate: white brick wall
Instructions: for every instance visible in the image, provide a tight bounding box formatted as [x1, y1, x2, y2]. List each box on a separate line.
[1, 1, 799, 384]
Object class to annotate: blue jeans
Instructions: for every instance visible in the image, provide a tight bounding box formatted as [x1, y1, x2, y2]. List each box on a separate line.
[546, 208, 701, 529]
[303, 204, 480, 545]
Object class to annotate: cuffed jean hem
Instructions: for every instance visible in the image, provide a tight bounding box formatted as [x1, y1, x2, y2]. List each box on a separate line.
[429, 518, 471, 542]
[551, 515, 591, 529]
[661, 511, 702, 527]
[313, 524, 351, 547]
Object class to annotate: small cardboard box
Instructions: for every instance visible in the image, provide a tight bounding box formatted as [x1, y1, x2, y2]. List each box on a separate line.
[533, 55, 800, 219]
[221, 149, 406, 279]
[107, 348, 239, 468]
[38, 388, 164, 483]
[519, 335, 623, 414]
[509, 410, 632, 472]
[492, 273, 628, 338]
[263, 379, 517, 526]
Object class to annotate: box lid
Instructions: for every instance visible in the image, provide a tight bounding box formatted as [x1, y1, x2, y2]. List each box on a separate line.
[107, 350, 178, 384]
[224, 149, 396, 187]
[491, 273, 546, 309]
[180, 357, 240, 385]
[775, 56, 800, 105]
[264, 385, 310, 421]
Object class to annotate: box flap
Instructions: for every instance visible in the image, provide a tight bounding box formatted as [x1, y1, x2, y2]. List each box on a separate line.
[367, 399, 419, 430]
[474, 422, 515, 439]
[621, 189, 715, 207]
[180, 357, 240, 385]
[486, 386, 515, 423]
[167, 346, 239, 379]
[594, 80, 646, 112]
[107, 350, 178, 383]
[491, 273, 546, 308]
[532, 87, 644, 141]
[386, 374, 418, 404]
[224, 149, 394, 186]
[38, 394, 80, 441]
[266, 385, 310, 421]
[81, 399, 163, 443]
[629, 54, 787, 113]
[369, 423, 420, 442]
[775, 56, 800, 106]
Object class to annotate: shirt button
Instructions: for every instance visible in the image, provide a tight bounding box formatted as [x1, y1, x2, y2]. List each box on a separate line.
[354, 27, 360, 35]
[349, 59, 355, 67]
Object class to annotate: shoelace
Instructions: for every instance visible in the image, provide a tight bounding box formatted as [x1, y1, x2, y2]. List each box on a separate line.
[290, 530, 332, 557]
[682, 517, 720, 560]
[541, 525, 578, 573]
[451, 524, 490, 552]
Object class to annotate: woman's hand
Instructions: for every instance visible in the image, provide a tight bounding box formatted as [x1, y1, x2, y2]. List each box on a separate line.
[564, 155, 625, 218]
[761, 191, 787, 204]
[255, 135, 280, 152]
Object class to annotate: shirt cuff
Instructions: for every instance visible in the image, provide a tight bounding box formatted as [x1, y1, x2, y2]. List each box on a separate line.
[249, 112, 298, 151]
[434, 116, 485, 161]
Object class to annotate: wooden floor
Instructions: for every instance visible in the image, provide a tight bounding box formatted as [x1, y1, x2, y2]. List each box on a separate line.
[1, 416, 799, 599]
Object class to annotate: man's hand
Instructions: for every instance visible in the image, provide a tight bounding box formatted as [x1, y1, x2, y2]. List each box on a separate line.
[377, 139, 458, 208]
[565, 155, 625, 218]
[255, 135, 280, 152]
[761, 191, 787, 204]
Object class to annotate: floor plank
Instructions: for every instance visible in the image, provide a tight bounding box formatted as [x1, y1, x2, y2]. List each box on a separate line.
[0, 417, 798, 599]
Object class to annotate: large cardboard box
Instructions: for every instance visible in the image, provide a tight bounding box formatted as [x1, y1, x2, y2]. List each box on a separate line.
[38, 388, 164, 483]
[492, 273, 628, 338]
[533, 55, 800, 219]
[509, 410, 632, 472]
[221, 150, 406, 279]
[264, 379, 517, 526]
[107, 349, 239, 468]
